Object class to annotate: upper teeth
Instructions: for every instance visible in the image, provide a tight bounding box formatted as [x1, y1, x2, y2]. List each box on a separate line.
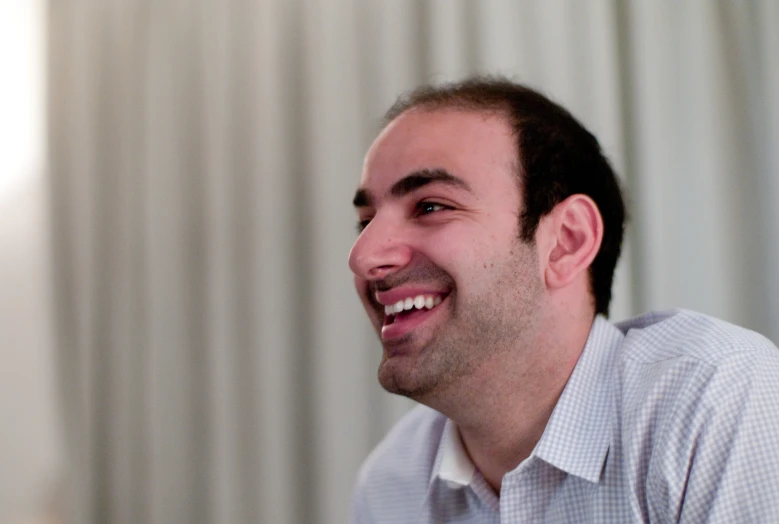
[384, 294, 442, 315]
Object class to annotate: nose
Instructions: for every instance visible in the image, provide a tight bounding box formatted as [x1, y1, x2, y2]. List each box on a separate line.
[348, 216, 413, 281]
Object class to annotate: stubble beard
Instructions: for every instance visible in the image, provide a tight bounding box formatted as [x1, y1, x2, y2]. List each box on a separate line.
[378, 244, 543, 402]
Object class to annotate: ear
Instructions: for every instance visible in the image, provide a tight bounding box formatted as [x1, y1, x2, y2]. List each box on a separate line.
[537, 195, 603, 290]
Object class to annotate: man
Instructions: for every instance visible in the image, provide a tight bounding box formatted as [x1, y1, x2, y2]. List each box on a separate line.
[348, 77, 779, 522]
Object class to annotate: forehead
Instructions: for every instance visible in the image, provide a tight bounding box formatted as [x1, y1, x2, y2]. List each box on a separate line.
[360, 108, 518, 195]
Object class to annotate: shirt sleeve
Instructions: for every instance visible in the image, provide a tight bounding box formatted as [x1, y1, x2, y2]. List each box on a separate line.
[647, 348, 779, 523]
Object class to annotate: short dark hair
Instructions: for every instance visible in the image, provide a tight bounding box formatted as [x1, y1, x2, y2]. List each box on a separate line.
[383, 76, 626, 316]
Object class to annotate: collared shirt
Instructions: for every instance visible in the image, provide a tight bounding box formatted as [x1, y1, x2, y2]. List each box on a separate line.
[351, 309, 779, 523]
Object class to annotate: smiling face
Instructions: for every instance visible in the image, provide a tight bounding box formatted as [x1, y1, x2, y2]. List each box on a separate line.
[348, 108, 546, 400]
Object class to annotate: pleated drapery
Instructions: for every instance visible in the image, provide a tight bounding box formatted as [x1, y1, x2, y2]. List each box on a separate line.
[48, 1, 779, 523]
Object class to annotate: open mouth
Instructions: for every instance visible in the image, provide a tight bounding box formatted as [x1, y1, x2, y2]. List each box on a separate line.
[370, 286, 452, 341]
[383, 293, 444, 325]
[377, 292, 451, 345]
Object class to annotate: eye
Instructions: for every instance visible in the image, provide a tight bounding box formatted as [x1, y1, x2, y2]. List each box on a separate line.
[355, 218, 371, 234]
[415, 201, 450, 216]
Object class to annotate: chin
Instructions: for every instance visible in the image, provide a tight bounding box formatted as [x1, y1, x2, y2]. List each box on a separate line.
[378, 357, 437, 401]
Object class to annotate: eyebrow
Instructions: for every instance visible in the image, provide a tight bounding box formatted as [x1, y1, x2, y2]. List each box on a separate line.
[352, 168, 472, 208]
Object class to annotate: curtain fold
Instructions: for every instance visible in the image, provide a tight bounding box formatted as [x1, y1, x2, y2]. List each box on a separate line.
[48, 1, 779, 523]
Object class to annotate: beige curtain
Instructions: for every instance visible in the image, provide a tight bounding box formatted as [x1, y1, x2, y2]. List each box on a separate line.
[48, 1, 779, 523]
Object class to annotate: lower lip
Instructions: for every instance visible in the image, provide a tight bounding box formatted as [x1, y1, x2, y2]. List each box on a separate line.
[380, 297, 447, 341]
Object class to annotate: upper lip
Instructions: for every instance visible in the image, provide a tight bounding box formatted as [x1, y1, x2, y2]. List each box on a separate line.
[374, 286, 449, 306]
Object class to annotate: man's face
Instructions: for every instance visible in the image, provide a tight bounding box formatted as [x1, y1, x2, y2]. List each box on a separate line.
[348, 108, 545, 399]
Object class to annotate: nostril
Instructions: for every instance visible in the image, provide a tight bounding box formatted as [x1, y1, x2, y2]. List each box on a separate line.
[349, 232, 414, 280]
[367, 265, 395, 280]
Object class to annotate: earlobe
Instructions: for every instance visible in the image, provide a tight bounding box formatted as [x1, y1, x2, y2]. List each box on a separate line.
[542, 195, 603, 289]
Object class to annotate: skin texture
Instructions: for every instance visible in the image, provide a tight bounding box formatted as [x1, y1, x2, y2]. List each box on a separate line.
[349, 108, 604, 492]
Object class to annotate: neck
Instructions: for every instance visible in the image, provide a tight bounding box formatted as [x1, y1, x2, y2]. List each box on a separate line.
[425, 309, 595, 493]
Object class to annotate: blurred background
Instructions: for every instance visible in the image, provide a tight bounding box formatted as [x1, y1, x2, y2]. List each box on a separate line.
[2, 0, 778, 523]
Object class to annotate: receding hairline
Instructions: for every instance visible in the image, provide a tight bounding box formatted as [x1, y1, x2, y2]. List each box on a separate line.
[382, 96, 514, 131]
[378, 100, 525, 194]
[379, 85, 526, 178]
[377, 102, 524, 175]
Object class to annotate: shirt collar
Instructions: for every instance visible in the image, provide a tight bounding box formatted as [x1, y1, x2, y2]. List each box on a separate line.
[422, 418, 486, 515]
[433, 418, 475, 489]
[428, 315, 623, 491]
[532, 315, 623, 483]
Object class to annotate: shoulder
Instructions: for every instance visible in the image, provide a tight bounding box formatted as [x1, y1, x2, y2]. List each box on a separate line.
[613, 308, 779, 422]
[615, 308, 778, 366]
[613, 310, 779, 520]
[352, 404, 447, 519]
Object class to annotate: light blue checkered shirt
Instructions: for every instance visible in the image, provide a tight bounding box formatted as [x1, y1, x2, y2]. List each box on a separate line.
[351, 309, 779, 523]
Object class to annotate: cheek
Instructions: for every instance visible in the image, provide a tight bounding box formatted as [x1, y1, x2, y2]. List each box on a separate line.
[452, 239, 527, 291]
[431, 228, 499, 264]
